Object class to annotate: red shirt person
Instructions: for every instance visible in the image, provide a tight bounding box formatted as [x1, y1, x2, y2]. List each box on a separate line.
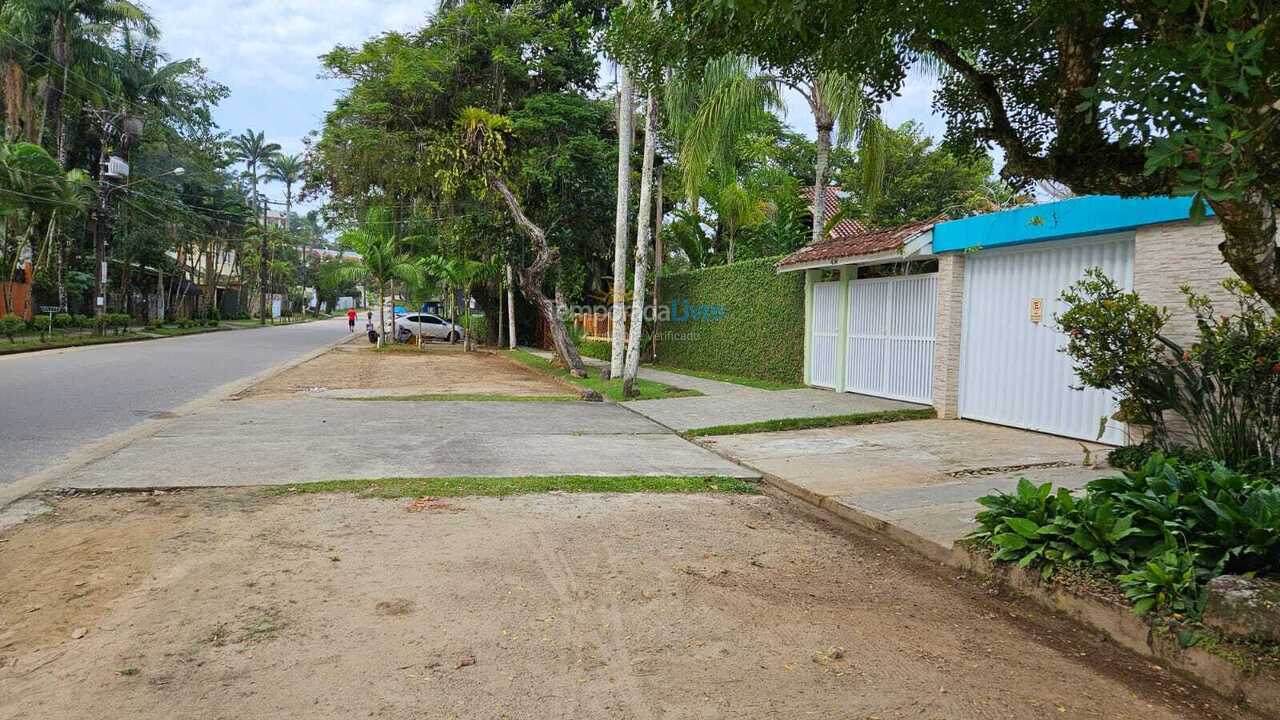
[347, 308, 357, 332]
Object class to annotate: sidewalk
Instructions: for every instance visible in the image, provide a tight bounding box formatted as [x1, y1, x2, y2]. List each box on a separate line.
[527, 350, 923, 431]
[701, 418, 1107, 557]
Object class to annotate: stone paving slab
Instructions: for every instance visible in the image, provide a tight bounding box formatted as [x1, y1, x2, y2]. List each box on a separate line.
[702, 419, 1108, 550]
[58, 398, 757, 489]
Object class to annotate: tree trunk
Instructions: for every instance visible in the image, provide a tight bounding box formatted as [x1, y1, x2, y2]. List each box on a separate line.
[623, 92, 659, 397]
[377, 282, 387, 345]
[811, 123, 833, 248]
[1209, 193, 1280, 311]
[204, 243, 216, 315]
[497, 278, 506, 349]
[610, 62, 635, 378]
[48, 17, 70, 166]
[652, 163, 663, 361]
[506, 263, 518, 349]
[489, 177, 587, 377]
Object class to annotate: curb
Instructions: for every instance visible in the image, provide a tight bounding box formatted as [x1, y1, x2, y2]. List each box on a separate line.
[693, 438, 1280, 717]
[0, 329, 355, 512]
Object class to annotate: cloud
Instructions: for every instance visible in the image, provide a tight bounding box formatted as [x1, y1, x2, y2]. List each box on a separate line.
[146, 0, 428, 91]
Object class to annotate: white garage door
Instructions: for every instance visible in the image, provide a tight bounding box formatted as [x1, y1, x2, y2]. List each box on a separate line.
[959, 234, 1133, 444]
[810, 281, 840, 389]
[846, 274, 937, 403]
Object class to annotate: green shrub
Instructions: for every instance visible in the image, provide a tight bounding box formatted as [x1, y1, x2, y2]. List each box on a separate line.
[1060, 272, 1280, 468]
[73, 314, 90, 329]
[53, 312, 73, 329]
[1107, 443, 1213, 471]
[29, 315, 51, 337]
[0, 313, 23, 341]
[656, 256, 803, 384]
[580, 339, 610, 361]
[972, 455, 1280, 617]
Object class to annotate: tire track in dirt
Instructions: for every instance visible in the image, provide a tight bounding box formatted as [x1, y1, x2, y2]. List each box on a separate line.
[533, 528, 655, 720]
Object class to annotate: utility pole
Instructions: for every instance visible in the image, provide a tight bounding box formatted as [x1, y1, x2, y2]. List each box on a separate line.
[92, 149, 113, 333]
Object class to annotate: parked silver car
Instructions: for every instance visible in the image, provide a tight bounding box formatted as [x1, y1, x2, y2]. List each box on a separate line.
[394, 313, 462, 343]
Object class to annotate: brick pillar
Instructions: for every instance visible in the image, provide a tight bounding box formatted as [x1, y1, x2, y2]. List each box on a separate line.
[932, 254, 965, 419]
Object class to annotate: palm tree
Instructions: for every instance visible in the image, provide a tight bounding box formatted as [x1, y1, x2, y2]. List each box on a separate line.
[327, 208, 421, 342]
[21, 0, 156, 164]
[672, 59, 884, 249]
[714, 180, 769, 264]
[791, 70, 884, 247]
[264, 153, 303, 227]
[264, 153, 305, 308]
[230, 129, 280, 323]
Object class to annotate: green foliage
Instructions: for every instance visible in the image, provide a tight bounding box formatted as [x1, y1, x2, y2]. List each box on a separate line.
[579, 339, 610, 362]
[841, 121, 1020, 227]
[683, 408, 935, 437]
[504, 349, 701, 402]
[972, 456, 1280, 617]
[1060, 271, 1280, 467]
[1117, 550, 1206, 617]
[657, 256, 803, 384]
[0, 314, 23, 341]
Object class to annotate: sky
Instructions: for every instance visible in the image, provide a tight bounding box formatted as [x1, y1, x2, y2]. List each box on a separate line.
[144, 1, 948, 212]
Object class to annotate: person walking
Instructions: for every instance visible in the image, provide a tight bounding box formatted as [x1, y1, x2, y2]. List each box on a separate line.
[347, 308, 357, 333]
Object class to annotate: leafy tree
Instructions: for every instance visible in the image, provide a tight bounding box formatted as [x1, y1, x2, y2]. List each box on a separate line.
[669, 0, 1280, 311]
[840, 121, 1015, 227]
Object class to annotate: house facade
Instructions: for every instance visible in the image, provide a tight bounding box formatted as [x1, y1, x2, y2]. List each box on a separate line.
[779, 195, 1238, 445]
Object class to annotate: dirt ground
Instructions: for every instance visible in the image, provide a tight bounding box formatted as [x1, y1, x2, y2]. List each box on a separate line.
[0, 489, 1255, 720]
[244, 344, 573, 399]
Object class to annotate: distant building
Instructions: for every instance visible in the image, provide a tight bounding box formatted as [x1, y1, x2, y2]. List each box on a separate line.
[264, 209, 288, 230]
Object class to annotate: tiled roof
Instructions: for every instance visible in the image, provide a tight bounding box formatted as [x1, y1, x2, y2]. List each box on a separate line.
[802, 186, 868, 239]
[777, 219, 937, 269]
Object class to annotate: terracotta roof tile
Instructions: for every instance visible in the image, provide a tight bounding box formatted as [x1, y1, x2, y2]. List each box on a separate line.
[802, 186, 868, 239]
[777, 219, 937, 269]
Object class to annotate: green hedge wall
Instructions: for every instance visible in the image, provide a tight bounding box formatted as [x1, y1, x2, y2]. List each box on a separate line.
[655, 256, 804, 384]
[580, 338, 610, 361]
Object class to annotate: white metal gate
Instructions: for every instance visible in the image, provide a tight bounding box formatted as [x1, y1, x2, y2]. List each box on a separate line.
[810, 281, 840, 389]
[959, 233, 1134, 444]
[845, 274, 937, 403]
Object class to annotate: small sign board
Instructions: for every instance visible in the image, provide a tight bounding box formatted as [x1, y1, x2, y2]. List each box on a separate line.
[1029, 297, 1044, 324]
[39, 305, 65, 313]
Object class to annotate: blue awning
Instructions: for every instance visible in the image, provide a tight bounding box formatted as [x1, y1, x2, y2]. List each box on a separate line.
[933, 195, 1210, 253]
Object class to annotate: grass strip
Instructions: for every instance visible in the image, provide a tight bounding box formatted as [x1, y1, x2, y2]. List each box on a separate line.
[333, 393, 580, 402]
[265, 474, 760, 498]
[503, 349, 702, 402]
[0, 332, 150, 355]
[646, 364, 805, 390]
[683, 408, 937, 437]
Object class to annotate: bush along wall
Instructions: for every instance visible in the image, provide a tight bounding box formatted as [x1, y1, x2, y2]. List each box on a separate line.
[655, 256, 805, 384]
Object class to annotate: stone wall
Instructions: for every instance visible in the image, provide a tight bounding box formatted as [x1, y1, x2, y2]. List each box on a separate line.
[1133, 218, 1239, 349]
[931, 254, 965, 419]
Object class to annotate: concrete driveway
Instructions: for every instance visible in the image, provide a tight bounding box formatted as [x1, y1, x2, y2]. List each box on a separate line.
[536, 354, 924, 432]
[57, 398, 755, 488]
[701, 419, 1109, 551]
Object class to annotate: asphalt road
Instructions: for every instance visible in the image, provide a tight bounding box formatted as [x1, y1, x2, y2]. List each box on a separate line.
[0, 318, 350, 488]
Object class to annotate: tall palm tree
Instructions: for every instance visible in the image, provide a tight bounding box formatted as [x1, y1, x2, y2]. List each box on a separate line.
[793, 70, 884, 247]
[673, 59, 884, 249]
[264, 153, 305, 307]
[264, 153, 303, 227]
[230, 129, 280, 323]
